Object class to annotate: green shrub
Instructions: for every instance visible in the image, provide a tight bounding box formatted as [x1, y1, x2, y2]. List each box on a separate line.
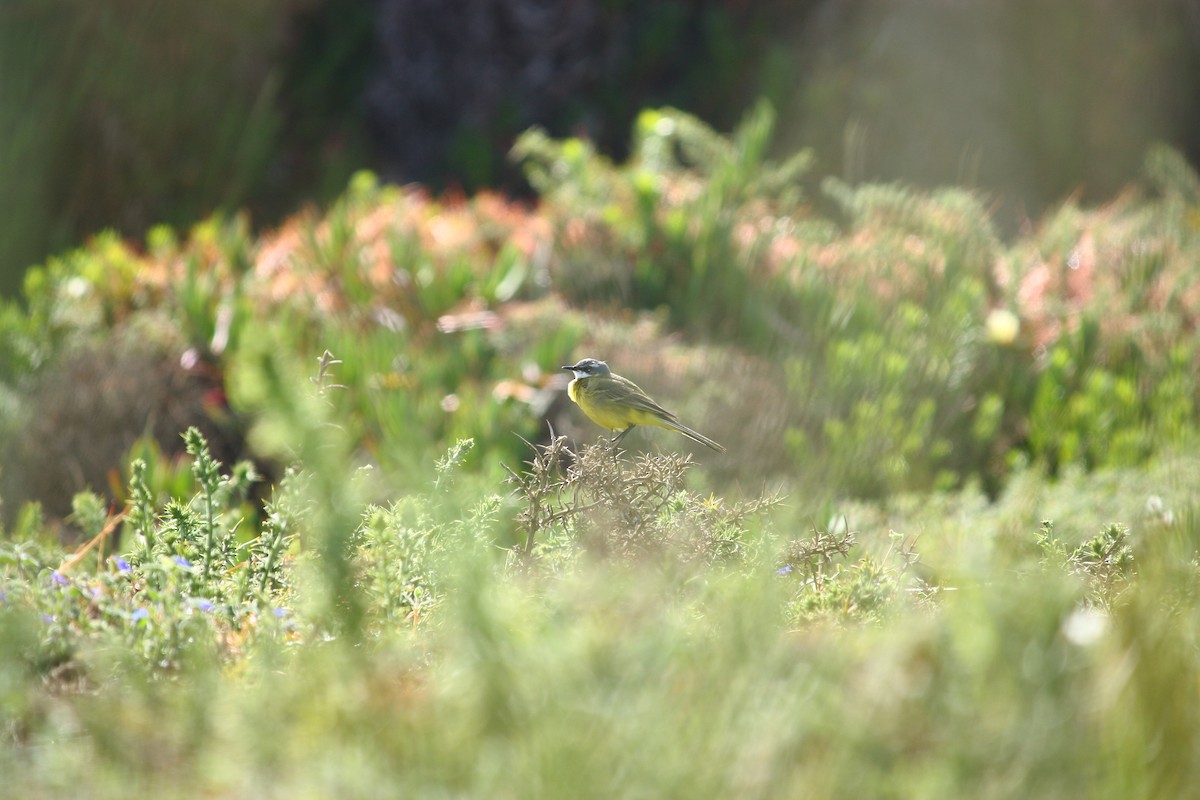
[514, 101, 818, 346]
[1009, 149, 1200, 474]
[782, 181, 1008, 496]
[20, 427, 289, 672]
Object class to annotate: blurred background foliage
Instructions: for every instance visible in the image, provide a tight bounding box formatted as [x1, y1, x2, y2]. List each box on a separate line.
[2, 105, 1200, 518]
[5, 0, 1200, 291]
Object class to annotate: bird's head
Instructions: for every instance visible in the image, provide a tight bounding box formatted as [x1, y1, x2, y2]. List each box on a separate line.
[561, 358, 611, 379]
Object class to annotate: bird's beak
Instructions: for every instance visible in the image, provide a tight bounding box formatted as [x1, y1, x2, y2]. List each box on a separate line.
[560, 364, 575, 371]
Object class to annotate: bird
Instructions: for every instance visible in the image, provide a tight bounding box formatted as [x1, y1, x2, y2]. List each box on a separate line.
[560, 358, 725, 452]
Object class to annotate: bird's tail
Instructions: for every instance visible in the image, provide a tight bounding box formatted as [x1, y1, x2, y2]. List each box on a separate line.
[661, 419, 726, 453]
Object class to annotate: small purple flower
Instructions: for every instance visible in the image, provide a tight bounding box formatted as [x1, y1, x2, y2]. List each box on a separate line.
[41, 613, 54, 624]
[130, 607, 150, 622]
[51, 570, 69, 586]
[114, 556, 131, 572]
[173, 556, 192, 568]
[0, 590, 7, 605]
[775, 565, 793, 576]
[195, 599, 215, 612]
[272, 607, 289, 618]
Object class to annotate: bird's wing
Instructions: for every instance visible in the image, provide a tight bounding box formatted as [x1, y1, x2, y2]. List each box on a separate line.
[595, 375, 679, 421]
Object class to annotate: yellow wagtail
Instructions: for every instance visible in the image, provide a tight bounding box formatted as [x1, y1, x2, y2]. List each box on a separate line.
[561, 358, 726, 452]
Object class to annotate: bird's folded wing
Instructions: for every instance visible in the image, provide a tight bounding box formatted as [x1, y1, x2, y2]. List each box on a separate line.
[595, 378, 678, 421]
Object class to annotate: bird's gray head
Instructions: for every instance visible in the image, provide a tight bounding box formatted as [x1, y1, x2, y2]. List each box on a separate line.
[561, 358, 611, 379]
